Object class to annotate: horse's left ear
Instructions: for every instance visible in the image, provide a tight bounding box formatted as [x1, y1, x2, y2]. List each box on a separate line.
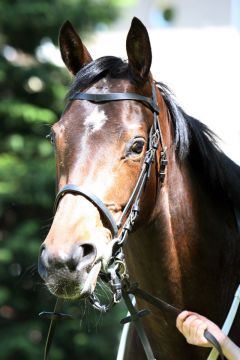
[126, 17, 152, 82]
[59, 20, 92, 75]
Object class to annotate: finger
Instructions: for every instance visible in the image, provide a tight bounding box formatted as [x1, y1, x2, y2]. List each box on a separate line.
[182, 315, 198, 339]
[194, 323, 209, 347]
[186, 319, 209, 347]
[176, 311, 192, 332]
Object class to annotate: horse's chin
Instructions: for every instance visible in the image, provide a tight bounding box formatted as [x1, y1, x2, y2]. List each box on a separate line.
[46, 262, 102, 300]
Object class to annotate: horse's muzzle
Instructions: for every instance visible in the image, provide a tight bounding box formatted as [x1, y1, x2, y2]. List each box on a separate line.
[38, 242, 99, 299]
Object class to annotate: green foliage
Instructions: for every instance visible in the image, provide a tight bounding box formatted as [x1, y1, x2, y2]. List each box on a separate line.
[0, 1, 126, 359]
[0, 0, 118, 52]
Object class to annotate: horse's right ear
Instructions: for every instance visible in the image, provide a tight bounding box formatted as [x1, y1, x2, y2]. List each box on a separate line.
[59, 21, 92, 75]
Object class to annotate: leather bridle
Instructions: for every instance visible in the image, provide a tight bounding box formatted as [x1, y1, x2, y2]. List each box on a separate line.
[53, 83, 168, 309]
[54, 184, 118, 238]
[39, 82, 225, 360]
[54, 82, 167, 247]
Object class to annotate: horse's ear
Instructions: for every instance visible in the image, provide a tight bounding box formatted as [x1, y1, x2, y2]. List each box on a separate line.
[126, 17, 152, 82]
[59, 21, 92, 75]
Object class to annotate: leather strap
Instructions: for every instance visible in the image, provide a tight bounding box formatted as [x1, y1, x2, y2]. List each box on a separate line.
[69, 92, 160, 114]
[122, 291, 156, 360]
[54, 184, 118, 237]
[129, 285, 225, 360]
[39, 298, 66, 360]
[204, 330, 225, 360]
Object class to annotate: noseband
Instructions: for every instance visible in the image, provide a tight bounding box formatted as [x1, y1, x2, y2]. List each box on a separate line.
[54, 184, 118, 237]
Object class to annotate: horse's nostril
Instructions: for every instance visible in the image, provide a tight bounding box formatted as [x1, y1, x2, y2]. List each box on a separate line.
[75, 243, 97, 271]
[38, 244, 48, 280]
[40, 244, 46, 255]
[82, 244, 95, 258]
[65, 243, 96, 272]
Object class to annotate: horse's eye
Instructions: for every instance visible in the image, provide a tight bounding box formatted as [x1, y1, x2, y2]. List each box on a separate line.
[130, 140, 145, 154]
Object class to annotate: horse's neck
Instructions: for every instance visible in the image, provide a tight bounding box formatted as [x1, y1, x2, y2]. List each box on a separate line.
[125, 157, 239, 320]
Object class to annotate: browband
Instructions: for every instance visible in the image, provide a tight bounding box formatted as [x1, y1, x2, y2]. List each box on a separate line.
[69, 92, 160, 114]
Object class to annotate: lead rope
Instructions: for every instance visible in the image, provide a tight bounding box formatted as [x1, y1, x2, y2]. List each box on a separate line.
[125, 283, 225, 360]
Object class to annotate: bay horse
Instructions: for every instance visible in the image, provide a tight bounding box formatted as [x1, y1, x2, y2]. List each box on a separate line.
[38, 17, 240, 359]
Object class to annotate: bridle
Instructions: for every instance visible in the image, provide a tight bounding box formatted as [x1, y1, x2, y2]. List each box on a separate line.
[54, 82, 167, 247]
[53, 82, 168, 308]
[39, 82, 225, 360]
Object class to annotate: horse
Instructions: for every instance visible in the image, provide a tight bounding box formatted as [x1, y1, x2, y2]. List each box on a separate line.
[38, 17, 240, 359]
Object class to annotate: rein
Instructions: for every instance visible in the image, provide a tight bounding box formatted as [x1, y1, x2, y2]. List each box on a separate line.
[39, 82, 225, 360]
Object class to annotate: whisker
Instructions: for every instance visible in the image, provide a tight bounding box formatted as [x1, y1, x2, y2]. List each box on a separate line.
[98, 279, 112, 300]
[16, 264, 38, 285]
[40, 223, 53, 230]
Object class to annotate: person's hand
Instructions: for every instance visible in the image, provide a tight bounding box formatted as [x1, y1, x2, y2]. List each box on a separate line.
[176, 310, 226, 348]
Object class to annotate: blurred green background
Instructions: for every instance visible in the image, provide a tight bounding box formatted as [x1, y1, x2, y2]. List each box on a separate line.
[0, 0, 127, 359]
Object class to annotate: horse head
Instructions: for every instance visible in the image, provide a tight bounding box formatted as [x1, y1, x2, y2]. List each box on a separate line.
[38, 18, 169, 301]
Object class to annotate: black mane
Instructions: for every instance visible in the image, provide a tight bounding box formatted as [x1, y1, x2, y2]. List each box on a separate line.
[157, 81, 240, 217]
[67, 56, 240, 215]
[67, 56, 129, 98]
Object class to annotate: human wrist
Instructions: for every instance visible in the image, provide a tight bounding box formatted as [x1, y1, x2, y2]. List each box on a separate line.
[218, 332, 228, 349]
[221, 335, 240, 360]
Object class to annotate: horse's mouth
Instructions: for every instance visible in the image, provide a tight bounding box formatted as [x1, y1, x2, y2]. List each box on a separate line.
[46, 262, 102, 300]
